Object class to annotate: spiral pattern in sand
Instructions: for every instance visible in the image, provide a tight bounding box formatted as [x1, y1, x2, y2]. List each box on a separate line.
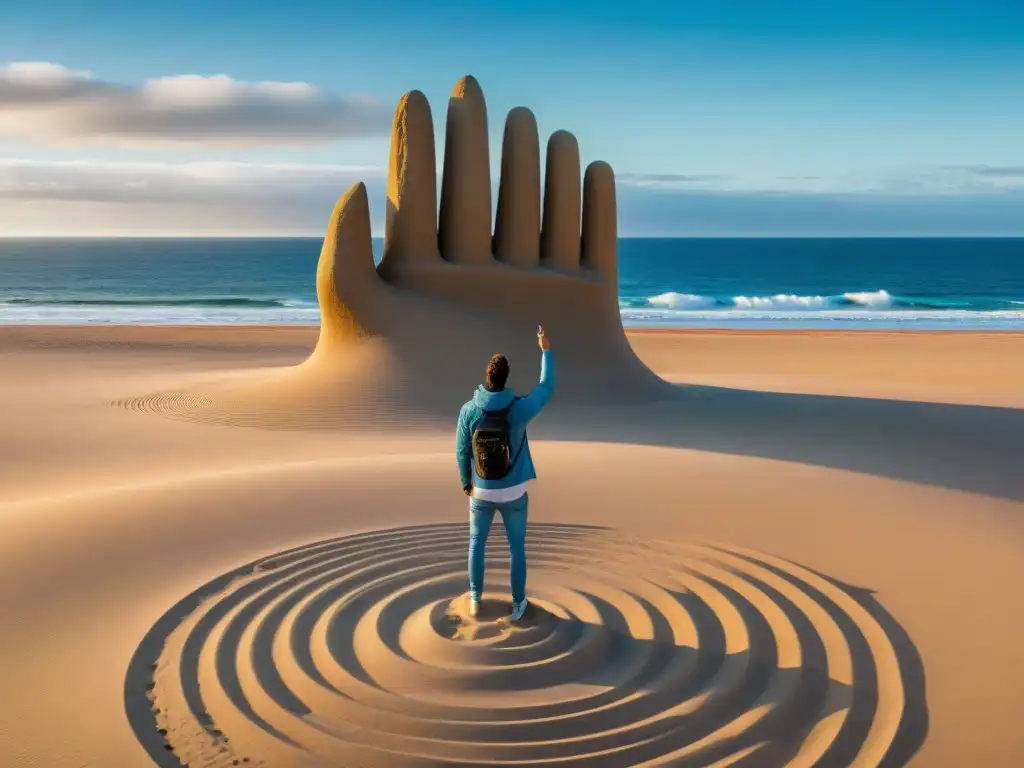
[127, 523, 925, 767]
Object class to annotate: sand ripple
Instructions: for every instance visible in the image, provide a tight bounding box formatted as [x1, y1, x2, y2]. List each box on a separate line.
[127, 523, 924, 767]
[112, 382, 443, 431]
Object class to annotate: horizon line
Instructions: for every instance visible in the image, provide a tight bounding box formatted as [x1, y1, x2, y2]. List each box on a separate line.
[3, 234, 1024, 241]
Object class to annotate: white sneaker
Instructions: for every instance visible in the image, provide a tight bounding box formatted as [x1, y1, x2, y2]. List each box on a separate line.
[468, 598, 481, 618]
[510, 598, 528, 621]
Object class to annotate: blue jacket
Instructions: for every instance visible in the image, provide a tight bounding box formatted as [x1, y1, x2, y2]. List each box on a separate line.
[456, 349, 555, 490]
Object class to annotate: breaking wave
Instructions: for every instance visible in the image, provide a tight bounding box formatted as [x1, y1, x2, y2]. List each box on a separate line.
[619, 288, 1024, 329]
[640, 289, 902, 311]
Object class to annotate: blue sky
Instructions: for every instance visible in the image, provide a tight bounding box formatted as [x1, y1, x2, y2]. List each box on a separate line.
[1, 0, 1023, 236]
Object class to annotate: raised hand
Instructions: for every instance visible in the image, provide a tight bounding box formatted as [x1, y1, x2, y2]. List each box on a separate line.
[312, 75, 671, 405]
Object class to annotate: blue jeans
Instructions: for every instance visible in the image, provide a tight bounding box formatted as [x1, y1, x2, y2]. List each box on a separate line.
[468, 492, 529, 604]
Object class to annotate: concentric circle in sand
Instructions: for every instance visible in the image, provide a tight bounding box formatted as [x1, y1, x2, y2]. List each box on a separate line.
[127, 523, 924, 767]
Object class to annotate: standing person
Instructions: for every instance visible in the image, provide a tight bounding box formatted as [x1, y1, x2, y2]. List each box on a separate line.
[456, 326, 555, 620]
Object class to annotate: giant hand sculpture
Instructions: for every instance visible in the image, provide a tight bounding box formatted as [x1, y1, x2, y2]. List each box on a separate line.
[127, 76, 675, 430]
[309, 75, 672, 408]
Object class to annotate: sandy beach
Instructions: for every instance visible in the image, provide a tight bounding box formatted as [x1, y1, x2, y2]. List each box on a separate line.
[1, 324, 1022, 767]
[2, 68, 1023, 768]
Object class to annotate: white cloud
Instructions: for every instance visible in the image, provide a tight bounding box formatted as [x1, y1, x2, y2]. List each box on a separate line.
[0, 61, 393, 148]
[0, 159, 388, 235]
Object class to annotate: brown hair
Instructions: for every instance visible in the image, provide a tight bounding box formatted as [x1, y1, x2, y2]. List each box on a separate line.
[484, 353, 510, 391]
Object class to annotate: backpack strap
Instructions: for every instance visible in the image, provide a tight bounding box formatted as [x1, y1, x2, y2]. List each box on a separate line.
[509, 431, 528, 468]
[507, 396, 528, 469]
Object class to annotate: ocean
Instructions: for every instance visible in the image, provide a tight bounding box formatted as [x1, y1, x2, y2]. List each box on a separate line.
[1, 237, 1022, 330]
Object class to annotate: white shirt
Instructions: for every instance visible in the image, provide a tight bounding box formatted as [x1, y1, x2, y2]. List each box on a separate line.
[472, 481, 528, 503]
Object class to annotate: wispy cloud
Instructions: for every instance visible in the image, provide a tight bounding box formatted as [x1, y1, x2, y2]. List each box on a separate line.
[0, 158, 383, 204]
[941, 164, 1024, 179]
[2, 158, 1023, 237]
[617, 172, 725, 185]
[0, 62, 393, 148]
[617, 165, 1024, 196]
[0, 158, 389, 236]
[5, 158, 1024, 205]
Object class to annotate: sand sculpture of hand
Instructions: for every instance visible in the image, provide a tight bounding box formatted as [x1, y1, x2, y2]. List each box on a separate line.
[124, 76, 673, 429]
[310, 76, 672, 406]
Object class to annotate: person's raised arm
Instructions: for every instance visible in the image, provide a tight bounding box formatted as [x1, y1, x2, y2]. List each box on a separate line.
[513, 326, 556, 423]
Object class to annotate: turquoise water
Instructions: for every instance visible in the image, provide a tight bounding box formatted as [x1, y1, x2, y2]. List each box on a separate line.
[1, 237, 1022, 329]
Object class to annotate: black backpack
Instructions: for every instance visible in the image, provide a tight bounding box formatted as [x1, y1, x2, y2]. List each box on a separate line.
[472, 400, 526, 480]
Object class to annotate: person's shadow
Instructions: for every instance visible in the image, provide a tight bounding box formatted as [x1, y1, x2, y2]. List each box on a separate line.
[537, 382, 1023, 502]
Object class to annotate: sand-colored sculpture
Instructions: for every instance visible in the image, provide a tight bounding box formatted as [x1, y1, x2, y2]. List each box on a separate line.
[494, 107, 541, 266]
[541, 130, 583, 269]
[133, 75, 675, 430]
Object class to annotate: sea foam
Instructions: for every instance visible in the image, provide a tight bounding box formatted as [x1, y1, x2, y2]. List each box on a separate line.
[647, 292, 717, 309]
[842, 289, 893, 307]
[639, 288, 897, 312]
[733, 294, 831, 310]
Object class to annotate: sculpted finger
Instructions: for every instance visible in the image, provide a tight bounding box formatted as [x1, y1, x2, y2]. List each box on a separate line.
[540, 130, 581, 270]
[493, 107, 541, 267]
[438, 75, 493, 265]
[581, 161, 618, 288]
[379, 90, 439, 280]
[316, 182, 378, 342]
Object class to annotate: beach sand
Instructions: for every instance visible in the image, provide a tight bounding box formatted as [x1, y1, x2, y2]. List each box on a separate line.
[1, 325, 1022, 767]
[3, 73, 1023, 767]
